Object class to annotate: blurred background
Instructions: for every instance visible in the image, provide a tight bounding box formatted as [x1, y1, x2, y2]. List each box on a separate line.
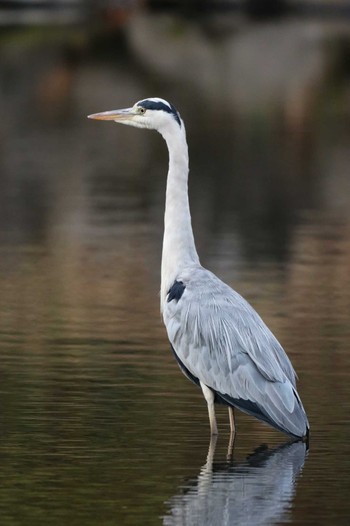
[1, 1, 350, 525]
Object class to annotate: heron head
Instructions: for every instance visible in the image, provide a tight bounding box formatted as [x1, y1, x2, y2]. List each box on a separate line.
[88, 97, 182, 132]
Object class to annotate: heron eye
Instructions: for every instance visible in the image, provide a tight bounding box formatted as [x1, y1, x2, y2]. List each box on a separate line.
[139, 107, 146, 114]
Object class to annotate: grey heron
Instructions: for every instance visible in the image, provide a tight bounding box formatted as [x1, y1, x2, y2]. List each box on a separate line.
[88, 97, 309, 441]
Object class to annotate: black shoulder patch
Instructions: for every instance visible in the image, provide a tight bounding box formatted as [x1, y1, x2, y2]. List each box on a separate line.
[167, 280, 186, 302]
[138, 99, 181, 127]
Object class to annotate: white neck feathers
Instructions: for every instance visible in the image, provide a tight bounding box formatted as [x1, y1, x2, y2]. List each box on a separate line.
[160, 121, 200, 311]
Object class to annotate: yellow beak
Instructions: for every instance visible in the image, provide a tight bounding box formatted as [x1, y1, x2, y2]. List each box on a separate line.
[87, 108, 134, 121]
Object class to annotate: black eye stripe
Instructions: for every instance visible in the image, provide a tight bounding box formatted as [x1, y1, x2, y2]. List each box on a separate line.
[138, 100, 181, 127]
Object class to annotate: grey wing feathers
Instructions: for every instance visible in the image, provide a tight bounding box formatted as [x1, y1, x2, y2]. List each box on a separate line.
[164, 266, 309, 438]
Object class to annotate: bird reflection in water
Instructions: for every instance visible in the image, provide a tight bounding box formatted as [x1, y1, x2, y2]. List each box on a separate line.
[163, 439, 307, 526]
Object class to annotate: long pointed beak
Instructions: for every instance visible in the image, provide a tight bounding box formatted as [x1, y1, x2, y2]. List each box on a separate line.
[87, 107, 134, 121]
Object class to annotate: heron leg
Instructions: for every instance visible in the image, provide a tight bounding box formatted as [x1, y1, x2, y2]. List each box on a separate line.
[227, 407, 236, 461]
[200, 381, 218, 436]
[228, 406, 235, 434]
[226, 406, 236, 462]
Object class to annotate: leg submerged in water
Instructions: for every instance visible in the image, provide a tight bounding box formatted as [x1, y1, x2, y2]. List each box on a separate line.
[228, 406, 235, 435]
[227, 406, 236, 460]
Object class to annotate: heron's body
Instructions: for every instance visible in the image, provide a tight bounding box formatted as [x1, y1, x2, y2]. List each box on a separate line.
[88, 97, 309, 440]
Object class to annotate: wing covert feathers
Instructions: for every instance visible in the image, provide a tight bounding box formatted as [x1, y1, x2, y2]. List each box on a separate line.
[164, 265, 309, 438]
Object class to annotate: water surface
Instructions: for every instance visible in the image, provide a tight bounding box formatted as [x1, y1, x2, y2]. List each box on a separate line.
[1, 16, 350, 525]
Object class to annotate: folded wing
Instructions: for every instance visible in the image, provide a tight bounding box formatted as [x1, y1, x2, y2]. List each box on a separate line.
[164, 266, 309, 438]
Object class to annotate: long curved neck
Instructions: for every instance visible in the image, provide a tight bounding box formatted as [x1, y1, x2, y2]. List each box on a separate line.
[160, 123, 200, 311]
